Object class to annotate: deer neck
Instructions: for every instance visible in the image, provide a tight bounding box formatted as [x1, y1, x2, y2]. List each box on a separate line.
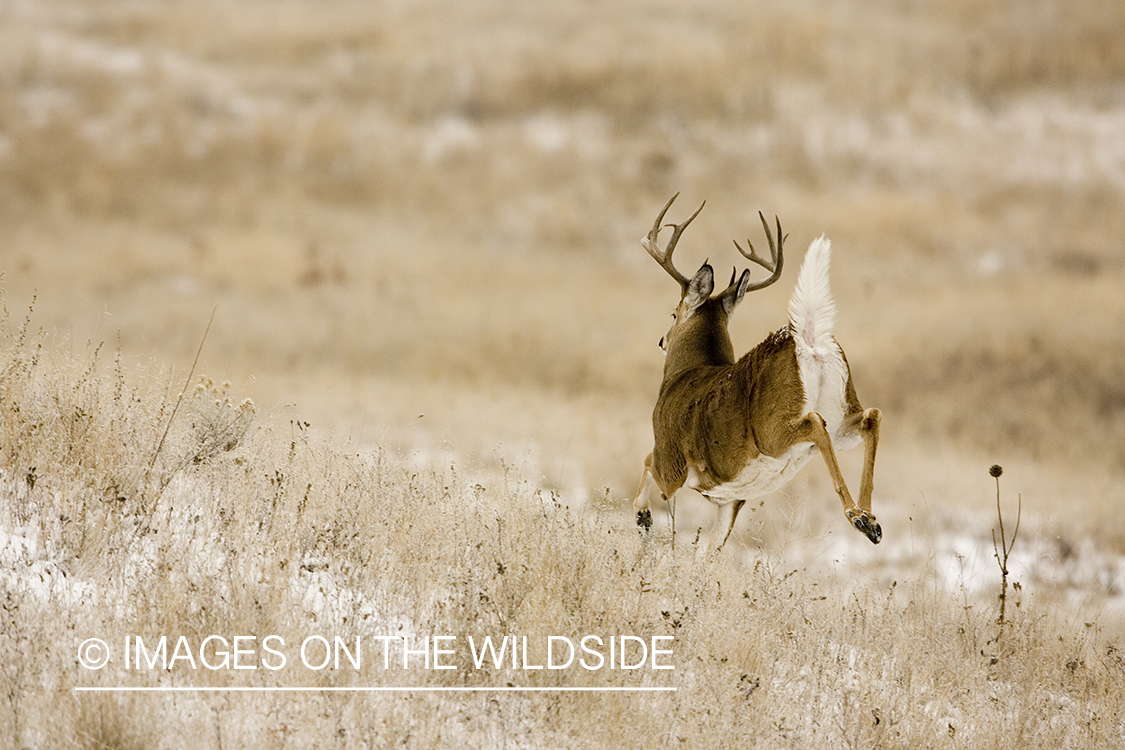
[662, 307, 737, 379]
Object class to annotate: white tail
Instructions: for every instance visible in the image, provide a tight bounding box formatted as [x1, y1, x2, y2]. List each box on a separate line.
[788, 236, 837, 355]
[787, 237, 850, 423]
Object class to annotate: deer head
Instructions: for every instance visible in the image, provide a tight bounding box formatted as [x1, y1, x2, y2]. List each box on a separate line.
[641, 193, 785, 375]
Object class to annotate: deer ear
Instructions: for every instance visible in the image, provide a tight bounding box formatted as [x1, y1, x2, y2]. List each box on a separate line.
[683, 264, 714, 310]
[720, 269, 752, 314]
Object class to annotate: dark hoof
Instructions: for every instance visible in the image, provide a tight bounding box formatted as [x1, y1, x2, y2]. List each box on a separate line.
[852, 513, 882, 544]
[636, 509, 653, 531]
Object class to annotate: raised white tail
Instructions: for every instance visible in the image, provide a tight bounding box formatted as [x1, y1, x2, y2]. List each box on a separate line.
[787, 236, 837, 355]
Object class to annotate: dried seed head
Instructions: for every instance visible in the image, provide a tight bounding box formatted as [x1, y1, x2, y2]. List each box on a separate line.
[989, 464, 1003, 478]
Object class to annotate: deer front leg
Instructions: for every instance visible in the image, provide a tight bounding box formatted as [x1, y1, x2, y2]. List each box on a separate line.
[711, 499, 747, 552]
[634, 453, 660, 531]
[794, 411, 881, 544]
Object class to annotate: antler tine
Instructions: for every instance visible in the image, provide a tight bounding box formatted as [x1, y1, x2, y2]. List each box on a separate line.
[733, 211, 787, 292]
[642, 193, 705, 290]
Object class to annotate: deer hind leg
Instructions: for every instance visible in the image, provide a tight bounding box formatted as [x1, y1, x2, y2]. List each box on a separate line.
[795, 411, 882, 545]
[634, 453, 661, 531]
[855, 408, 881, 515]
[838, 406, 882, 538]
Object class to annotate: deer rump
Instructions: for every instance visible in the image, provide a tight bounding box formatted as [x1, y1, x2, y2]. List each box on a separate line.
[650, 324, 865, 506]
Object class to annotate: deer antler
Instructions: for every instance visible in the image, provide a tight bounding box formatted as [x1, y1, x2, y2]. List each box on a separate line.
[642, 192, 705, 291]
[733, 212, 787, 292]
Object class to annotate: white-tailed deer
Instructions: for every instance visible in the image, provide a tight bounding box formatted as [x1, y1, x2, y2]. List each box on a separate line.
[634, 194, 882, 549]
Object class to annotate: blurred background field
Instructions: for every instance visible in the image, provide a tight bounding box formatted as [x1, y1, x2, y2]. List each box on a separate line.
[5, 1, 1125, 746]
[2, 0, 1124, 569]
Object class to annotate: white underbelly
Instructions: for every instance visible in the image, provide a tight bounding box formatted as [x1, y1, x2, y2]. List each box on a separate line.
[699, 443, 817, 505]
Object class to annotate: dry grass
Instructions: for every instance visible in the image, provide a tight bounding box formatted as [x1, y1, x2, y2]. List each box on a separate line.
[2, 320, 1124, 748]
[2, 0, 1125, 744]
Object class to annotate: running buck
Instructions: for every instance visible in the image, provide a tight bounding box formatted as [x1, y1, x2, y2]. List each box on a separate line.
[634, 194, 882, 549]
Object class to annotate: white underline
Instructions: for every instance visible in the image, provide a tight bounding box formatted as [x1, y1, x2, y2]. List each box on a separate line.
[74, 686, 676, 693]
